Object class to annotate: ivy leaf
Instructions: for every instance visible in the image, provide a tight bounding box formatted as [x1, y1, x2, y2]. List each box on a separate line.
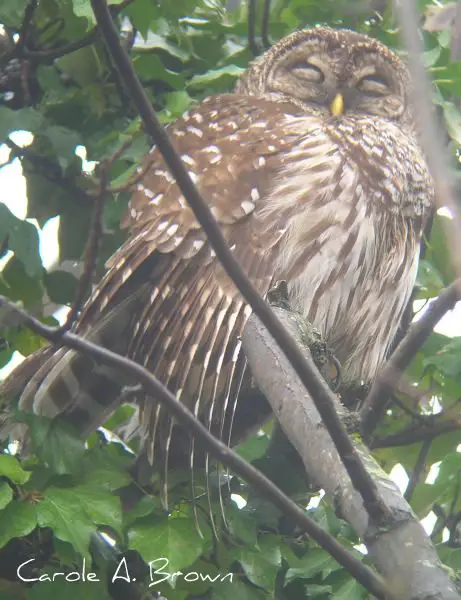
[305, 584, 334, 597]
[0, 481, 13, 510]
[37, 487, 97, 560]
[1, 257, 44, 309]
[284, 548, 340, 584]
[231, 540, 281, 592]
[45, 125, 81, 169]
[0, 107, 41, 139]
[334, 578, 368, 599]
[135, 33, 190, 61]
[18, 414, 85, 476]
[26, 577, 111, 600]
[133, 54, 184, 88]
[0, 500, 37, 549]
[129, 517, 205, 575]
[47, 484, 123, 535]
[0, 204, 42, 278]
[44, 270, 79, 305]
[188, 65, 245, 90]
[416, 260, 445, 298]
[0, 453, 31, 484]
[423, 337, 461, 379]
[211, 580, 267, 599]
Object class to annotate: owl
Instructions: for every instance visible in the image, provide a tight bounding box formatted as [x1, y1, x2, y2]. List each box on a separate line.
[2, 28, 433, 471]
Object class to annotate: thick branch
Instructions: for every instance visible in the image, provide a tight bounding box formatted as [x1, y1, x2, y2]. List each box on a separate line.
[360, 279, 460, 437]
[0, 295, 389, 600]
[242, 307, 459, 600]
[89, 0, 386, 525]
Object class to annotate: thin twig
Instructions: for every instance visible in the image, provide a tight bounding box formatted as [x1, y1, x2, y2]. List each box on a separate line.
[12, 0, 134, 64]
[248, 0, 260, 56]
[360, 279, 460, 437]
[261, 0, 271, 48]
[0, 295, 391, 600]
[16, 0, 38, 55]
[388, 393, 429, 427]
[404, 438, 432, 502]
[90, 0, 388, 526]
[23, 29, 99, 63]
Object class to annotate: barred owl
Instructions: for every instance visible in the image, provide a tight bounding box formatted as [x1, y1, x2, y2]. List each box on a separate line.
[2, 28, 433, 468]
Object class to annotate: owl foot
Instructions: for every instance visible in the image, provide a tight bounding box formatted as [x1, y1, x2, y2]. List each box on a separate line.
[267, 280, 342, 392]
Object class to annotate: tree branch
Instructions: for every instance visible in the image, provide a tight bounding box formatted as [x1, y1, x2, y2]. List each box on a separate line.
[404, 438, 432, 503]
[89, 0, 388, 526]
[360, 279, 460, 437]
[0, 295, 390, 600]
[242, 306, 460, 600]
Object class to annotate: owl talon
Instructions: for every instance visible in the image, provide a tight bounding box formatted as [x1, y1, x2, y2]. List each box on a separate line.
[329, 354, 342, 393]
[268, 282, 341, 392]
[267, 280, 291, 309]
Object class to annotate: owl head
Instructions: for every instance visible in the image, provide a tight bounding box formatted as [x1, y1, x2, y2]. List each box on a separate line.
[236, 28, 411, 124]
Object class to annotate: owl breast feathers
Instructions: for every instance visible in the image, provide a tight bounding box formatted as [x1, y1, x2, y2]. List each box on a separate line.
[2, 27, 434, 465]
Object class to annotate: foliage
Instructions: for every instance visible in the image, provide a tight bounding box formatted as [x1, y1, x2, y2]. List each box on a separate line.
[0, 0, 461, 598]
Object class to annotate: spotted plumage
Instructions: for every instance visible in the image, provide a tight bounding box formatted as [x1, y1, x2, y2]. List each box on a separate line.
[2, 28, 434, 480]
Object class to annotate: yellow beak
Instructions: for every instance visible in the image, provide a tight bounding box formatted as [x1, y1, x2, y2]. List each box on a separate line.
[330, 93, 344, 117]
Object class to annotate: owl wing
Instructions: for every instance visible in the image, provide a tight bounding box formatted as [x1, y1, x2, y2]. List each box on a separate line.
[14, 94, 307, 462]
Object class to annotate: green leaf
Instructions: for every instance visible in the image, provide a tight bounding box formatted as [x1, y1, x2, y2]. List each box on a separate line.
[19, 414, 85, 476]
[304, 583, 334, 597]
[37, 487, 96, 559]
[129, 517, 205, 576]
[284, 548, 340, 584]
[0, 205, 42, 278]
[333, 577, 368, 599]
[0, 0, 30, 26]
[424, 214, 456, 286]
[232, 539, 281, 592]
[226, 505, 258, 546]
[44, 270, 79, 305]
[27, 579, 111, 600]
[59, 202, 92, 261]
[135, 33, 190, 61]
[71, 0, 96, 26]
[0, 481, 13, 509]
[416, 259, 445, 298]
[211, 579, 267, 600]
[45, 125, 81, 169]
[443, 101, 461, 146]
[0, 107, 41, 139]
[133, 54, 184, 88]
[188, 65, 245, 90]
[0, 500, 37, 549]
[1, 257, 44, 309]
[0, 453, 31, 484]
[423, 337, 461, 379]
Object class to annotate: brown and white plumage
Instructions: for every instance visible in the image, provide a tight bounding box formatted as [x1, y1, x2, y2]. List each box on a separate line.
[2, 28, 433, 473]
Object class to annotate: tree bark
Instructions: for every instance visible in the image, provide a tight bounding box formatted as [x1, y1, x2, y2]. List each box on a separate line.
[242, 307, 460, 600]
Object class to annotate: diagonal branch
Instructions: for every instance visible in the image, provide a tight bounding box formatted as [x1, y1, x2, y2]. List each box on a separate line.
[89, 0, 387, 526]
[0, 295, 390, 600]
[360, 279, 460, 437]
